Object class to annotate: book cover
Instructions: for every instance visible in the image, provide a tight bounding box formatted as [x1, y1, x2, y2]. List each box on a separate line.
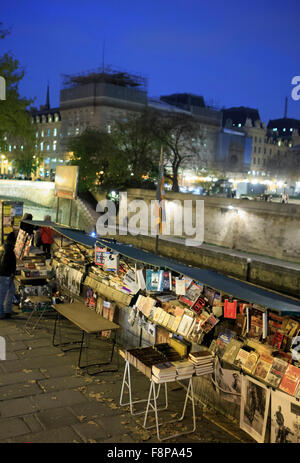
[222, 339, 243, 364]
[234, 348, 251, 368]
[243, 351, 260, 374]
[157, 309, 168, 325]
[161, 312, 171, 328]
[279, 364, 300, 396]
[224, 299, 237, 319]
[177, 314, 194, 337]
[234, 313, 246, 337]
[153, 307, 164, 323]
[146, 269, 163, 292]
[122, 269, 139, 294]
[180, 282, 203, 307]
[136, 269, 146, 290]
[175, 277, 186, 295]
[166, 314, 176, 331]
[265, 358, 288, 388]
[152, 362, 176, 377]
[94, 246, 107, 266]
[162, 271, 172, 291]
[142, 297, 156, 318]
[201, 314, 219, 333]
[103, 252, 119, 272]
[172, 315, 183, 333]
[253, 353, 274, 381]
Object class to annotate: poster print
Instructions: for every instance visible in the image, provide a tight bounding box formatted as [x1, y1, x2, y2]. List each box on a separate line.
[271, 390, 300, 443]
[240, 375, 270, 443]
[213, 357, 241, 405]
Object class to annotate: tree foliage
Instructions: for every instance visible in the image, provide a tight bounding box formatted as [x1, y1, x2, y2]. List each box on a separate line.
[0, 22, 35, 173]
[111, 110, 160, 180]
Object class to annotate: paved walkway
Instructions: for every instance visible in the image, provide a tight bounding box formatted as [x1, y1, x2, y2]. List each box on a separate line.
[0, 312, 255, 444]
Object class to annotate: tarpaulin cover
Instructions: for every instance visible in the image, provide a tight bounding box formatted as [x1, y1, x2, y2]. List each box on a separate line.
[24, 220, 300, 316]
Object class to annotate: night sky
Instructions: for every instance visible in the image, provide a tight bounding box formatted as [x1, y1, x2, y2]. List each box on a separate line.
[1, 0, 300, 123]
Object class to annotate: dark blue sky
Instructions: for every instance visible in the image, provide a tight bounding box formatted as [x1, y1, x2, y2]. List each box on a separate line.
[2, 0, 300, 123]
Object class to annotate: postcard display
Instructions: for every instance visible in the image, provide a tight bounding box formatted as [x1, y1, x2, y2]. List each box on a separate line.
[0, 200, 23, 244]
[50, 239, 300, 443]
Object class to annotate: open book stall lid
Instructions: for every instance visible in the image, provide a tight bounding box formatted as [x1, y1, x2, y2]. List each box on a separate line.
[23, 220, 300, 316]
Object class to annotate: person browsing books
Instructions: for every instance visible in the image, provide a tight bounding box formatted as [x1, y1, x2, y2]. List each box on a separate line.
[40, 215, 54, 258]
[0, 232, 17, 319]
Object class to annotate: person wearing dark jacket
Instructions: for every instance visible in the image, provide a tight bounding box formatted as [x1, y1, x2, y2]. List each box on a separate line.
[0, 232, 17, 319]
[20, 213, 35, 236]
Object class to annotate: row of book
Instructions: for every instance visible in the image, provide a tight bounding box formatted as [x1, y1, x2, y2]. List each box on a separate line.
[212, 335, 300, 398]
[151, 350, 214, 383]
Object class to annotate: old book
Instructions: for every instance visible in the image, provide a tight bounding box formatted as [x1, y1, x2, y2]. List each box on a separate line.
[279, 364, 300, 396]
[142, 297, 156, 318]
[265, 358, 288, 388]
[234, 348, 251, 368]
[201, 314, 219, 333]
[170, 338, 187, 357]
[243, 351, 260, 374]
[234, 313, 246, 337]
[161, 312, 171, 328]
[155, 326, 170, 345]
[177, 314, 194, 337]
[166, 314, 176, 331]
[180, 282, 203, 307]
[253, 353, 274, 381]
[157, 309, 168, 325]
[152, 362, 176, 378]
[175, 277, 186, 295]
[153, 307, 164, 323]
[281, 318, 299, 338]
[222, 339, 243, 365]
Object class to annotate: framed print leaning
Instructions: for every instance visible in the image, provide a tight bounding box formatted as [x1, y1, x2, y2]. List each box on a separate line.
[240, 375, 270, 443]
[271, 390, 300, 443]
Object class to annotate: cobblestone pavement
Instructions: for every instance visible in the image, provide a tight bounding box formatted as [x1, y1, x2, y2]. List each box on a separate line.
[0, 312, 255, 444]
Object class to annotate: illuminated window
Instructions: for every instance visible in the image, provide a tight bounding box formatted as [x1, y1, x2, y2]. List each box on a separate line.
[47, 129, 51, 136]
[41, 130, 44, 137]
[8, 145, 11, 152]
[36, 131, 39, 138]
[273, 128, 277, 131]
[53, 128, 57, 136]
[40, 142, 44, 151]
[283, 128, 286, 132]
[53, 141, 57, 151]
[290, 128, 293, 132]
[107, 124, 111, 134]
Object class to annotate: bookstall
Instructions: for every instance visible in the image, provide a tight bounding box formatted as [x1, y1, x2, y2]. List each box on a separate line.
[21, 219, 300, 443]
[14, 227, 55, 333]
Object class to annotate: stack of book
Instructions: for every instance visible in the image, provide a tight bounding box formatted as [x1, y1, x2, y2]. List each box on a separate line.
[189, 350, 214, 376]
[152, 362, 177, 383]
[155, 343, 182, 362]
[173, 359, 195, 380]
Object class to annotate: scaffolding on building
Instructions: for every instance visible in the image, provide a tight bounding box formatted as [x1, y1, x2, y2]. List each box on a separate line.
[62, 65, 148, 91]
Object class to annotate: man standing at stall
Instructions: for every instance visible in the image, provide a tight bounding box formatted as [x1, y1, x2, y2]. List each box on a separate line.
[0, 232, 17, 319]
